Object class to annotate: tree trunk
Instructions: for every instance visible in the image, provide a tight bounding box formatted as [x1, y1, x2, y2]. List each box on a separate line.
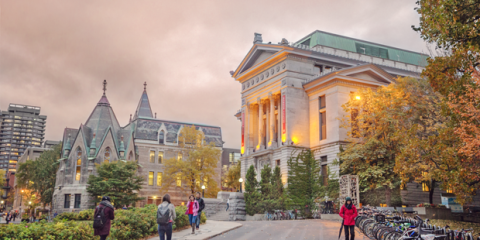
[429, 180, 436, 204]
[385, 187, 392, 207]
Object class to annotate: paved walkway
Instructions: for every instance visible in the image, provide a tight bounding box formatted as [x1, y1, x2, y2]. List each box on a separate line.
[210, 219, 365, 240]
[148, 220, 242, 240]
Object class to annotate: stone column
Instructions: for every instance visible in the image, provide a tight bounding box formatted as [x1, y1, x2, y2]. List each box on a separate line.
[244, 103, 249, 155]
[269, 93, 276, 147]
[265, 98, 270, 147]
[258, 98, 264, 149]
[248, 103, 255, 153]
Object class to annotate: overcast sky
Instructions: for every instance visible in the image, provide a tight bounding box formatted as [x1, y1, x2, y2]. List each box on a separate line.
[0, 0, 427, 148]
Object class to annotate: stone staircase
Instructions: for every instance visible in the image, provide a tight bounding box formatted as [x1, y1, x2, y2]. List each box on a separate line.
[207, 208, 230, 221]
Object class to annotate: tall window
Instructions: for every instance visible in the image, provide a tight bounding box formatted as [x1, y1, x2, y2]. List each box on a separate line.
[321, 164, 328, 186]
[159, 130, 165, 144]
[75, 148, 82, 181]
[176, 173, 182, 187]
[157, 172, 162, 186]
[74, 194, 81, 208]
[64, 194, 71, 208]
[104, 147, 111, 163]
[158, 152, 163, 164]
[319, 96, 327, 140]
[148, 172, 154, 186]
[150, 151, 155, 163]
[178, 152, 182, 161]
[128, 151, 133, 161]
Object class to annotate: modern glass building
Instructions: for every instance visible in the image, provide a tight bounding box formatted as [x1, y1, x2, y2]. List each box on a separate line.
[0, 104, 46, 172]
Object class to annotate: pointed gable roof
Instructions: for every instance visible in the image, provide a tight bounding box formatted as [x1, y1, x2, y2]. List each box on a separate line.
[134, 82, 154, 119]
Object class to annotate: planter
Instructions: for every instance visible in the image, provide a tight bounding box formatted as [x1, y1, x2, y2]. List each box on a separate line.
[246, 214, 264, 221]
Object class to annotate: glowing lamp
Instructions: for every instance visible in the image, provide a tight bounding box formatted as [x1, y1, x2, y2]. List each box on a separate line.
[241, 147, 245, 154]
[292, 137, 298, 144]
[239, 178, 243, 183]
[355, 96, 361, 100]
[201, 185, 205, 190]
[282, 135, 286, 143]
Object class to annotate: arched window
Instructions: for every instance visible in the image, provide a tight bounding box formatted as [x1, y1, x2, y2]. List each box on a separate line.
[128, 151, 133, 161]
[75, 148, 82, 181]
[159, 130, 165, 144]
[104, 147, 111, 163]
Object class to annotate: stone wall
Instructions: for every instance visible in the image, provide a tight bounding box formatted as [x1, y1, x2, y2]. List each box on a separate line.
[229, 192, 246, 221]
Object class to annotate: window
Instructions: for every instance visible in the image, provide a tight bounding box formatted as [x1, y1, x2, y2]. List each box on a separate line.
[276, 160, 280, 166]
[158, 152, 163, 164]
[159, 130, 165, 144]
[229, 152, 240, 163]
[75, 148, 82, 181]
[319, 96, 326, 140]
[150, 151, 155, 163]
[178, 152, 182, 161]
[321, 164, 328, 186]
[64, 194, 71, 208]
[176, 173, 182, 187]
[148, 172, 154, 186]
[128, 151, 133, 161]
[422, 182, 430, 192]
[157, 172, 162, 186]
[74, 194, 81, 208]
[104, 147, 111, 163]
[445, 185, 453, 193]
[355, 43, 389, 59]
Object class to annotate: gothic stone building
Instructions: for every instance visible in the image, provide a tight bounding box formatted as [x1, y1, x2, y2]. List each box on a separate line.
[52, 82, 223, 212]
[233, 30, 428, 187]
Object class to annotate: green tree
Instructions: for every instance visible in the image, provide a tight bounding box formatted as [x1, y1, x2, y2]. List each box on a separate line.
[244, 165, 262, 215]
[287, 149, 322, 218]
[87, 161, 144, 208]
[0, 169, 5, 187]
[271, 166, 284, 199]
[159, 125, 221, 198]
[16, 144, 62, 209]
[259, 165, 272, 196]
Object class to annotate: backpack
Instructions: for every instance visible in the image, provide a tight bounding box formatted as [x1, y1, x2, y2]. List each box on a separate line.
[93, 205, 107, 229]
[157, 203, 171, 225]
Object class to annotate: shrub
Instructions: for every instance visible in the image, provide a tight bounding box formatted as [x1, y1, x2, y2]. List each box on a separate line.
[1, 204, 206, 240]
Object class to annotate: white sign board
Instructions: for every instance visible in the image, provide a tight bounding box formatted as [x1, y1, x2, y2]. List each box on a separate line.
[339, 175, 360, 207]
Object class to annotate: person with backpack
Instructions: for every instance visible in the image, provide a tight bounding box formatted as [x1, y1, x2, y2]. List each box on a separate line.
[339, 197, 358, 240]
[195, 192, 205, 231]
[93, 196, 115, 240]
[185, 195, 199, 235]
[5, 212, 12, 224]
[157, 194, 176, 240]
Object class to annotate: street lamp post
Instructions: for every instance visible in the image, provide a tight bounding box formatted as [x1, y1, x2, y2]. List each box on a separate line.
[239, 178, 243, 193]
[201, 185, 205, 198]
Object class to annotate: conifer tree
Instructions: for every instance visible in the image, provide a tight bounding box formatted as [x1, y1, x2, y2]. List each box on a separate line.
[244, 165, 262, 215]
[287, 149, 322, 218]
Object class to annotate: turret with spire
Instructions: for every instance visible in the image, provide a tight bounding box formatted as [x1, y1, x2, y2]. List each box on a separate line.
[133, 82, 154, 119]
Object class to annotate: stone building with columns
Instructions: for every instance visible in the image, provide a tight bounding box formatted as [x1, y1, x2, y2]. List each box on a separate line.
[232, 31, 428, 185]
[52, 81, 223, 213]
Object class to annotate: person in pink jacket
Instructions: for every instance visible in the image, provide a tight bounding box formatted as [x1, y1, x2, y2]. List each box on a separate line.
[185, 195, 199, 234]
[339, 197, 358, 240]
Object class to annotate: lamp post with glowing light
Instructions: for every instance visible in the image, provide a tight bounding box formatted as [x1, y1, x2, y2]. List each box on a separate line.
[239, 178, 243, 193]
[201, 185, 205, 198]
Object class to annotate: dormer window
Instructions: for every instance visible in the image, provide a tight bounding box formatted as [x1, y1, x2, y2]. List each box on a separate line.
[104, 147, 111, 163]
[159, 130, 165, 144]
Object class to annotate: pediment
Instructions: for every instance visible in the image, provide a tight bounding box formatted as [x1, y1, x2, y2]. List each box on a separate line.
[233, 44, 285, 78]
[337, 64, 394, 84]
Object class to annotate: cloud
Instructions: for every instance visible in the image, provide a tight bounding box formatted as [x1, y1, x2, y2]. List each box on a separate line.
[0, 0, 426, 148]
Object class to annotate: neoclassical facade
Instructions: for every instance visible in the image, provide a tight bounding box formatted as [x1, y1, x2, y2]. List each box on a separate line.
[233, 31, 428, 185]
[52, 81, 223, 212]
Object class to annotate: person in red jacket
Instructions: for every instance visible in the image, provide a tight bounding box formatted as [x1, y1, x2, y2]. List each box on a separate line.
[339, 197, 358, 240]
[94, 196, 115, 240]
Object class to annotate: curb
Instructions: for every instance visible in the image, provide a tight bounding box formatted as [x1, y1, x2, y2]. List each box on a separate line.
[204, 223, 243, 240]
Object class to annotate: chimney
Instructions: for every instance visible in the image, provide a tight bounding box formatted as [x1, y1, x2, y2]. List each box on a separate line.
[253, 33, 263, 44]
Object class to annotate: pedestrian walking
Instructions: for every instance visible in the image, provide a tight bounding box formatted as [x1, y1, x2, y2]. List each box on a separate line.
[339, 197, 358, 240]
[195, 192, 205, 231]
[53, 211, 58, 218]
[157, 194, 176, 240]
[12, 212, 16, 221]
[5, 212, 12, 224]
[185, 195, 199, 235]
[93, 196, 115, 240]
[226, 198, 230, 211]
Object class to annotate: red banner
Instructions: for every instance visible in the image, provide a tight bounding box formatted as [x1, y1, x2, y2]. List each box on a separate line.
[282, 95, 286, 135]
[241, 111, 245, 148]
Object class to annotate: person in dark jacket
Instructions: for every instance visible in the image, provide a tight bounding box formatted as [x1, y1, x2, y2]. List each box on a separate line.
[195, 192, 205, 231]
[5, 212, 12, 224]
[94, 196, 115, 240]
[339, 197, 358, 240]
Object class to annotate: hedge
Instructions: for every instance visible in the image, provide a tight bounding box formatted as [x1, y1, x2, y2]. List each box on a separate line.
[0, 204, 206, 240]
